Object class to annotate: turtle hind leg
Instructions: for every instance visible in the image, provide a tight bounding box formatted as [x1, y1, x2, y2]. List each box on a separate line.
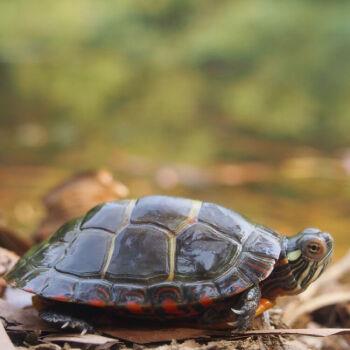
[34, 296, 95, 333]
[39, 310, 94, 334]
[230, 284, 261, 332]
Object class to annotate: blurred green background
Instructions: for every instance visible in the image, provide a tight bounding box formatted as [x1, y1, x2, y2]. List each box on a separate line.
[0, 1, 349, 255]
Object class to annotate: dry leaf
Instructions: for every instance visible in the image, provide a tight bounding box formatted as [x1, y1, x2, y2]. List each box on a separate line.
[0, 300, 55, 332]
[42, 333, 118, 345]
[103, 327, 216, 344]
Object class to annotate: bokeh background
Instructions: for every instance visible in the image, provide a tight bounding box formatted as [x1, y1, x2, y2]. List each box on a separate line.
[1, 1, 349, 256]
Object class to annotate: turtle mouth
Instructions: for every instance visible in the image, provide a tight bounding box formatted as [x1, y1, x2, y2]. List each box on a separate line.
[297, 249, 332, 290]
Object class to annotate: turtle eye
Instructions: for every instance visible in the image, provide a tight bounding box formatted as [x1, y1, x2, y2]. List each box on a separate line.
[308, 243, 320, 254]
[302, 238, 327, 260]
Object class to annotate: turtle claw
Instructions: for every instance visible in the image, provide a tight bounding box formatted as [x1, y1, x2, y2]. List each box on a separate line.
[230, 306, 251, 331]
[40, 311, 94, 333]
[61, 321, 69, 329]
[228, 285, 261, 332]
[227, 320, 239, 327]
[231, 307, 245, 315]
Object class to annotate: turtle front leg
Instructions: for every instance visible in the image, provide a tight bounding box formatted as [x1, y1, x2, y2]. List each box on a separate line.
[39, 310, 94, 334]
[230, 285, 261, 332]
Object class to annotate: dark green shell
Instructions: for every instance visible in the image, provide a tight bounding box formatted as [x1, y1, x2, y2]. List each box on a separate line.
[6, 195, 281, 312]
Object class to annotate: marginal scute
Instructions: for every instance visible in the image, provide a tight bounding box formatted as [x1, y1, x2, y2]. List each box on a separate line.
[41, 271, 77, 301]
[244, 230, 281, 260]
[148, 283, 183, 307]
[56, 229, 111, 276]
[131, 196, 193, 232]
[175, 223, 238, 280]
[113, 284, 147, 305]
[22, 268, 51, 294]
[238, 252, 275, 283]
[6, 240, 44, 284]
[81, 201, 130, 233]
[198, 202, 252, 242]
[106, 225, 169, 282]
[5, 260, 30, 287]
[215, 268, 252, 296]
[76, 279, 113, 305]
[184, 282, 219, 303]
[30, 242, 67, 268]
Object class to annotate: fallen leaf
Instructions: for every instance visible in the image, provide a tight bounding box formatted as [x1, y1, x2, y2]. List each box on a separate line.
[103, 327, 216, 344]
[42, 333, 118, 345]
[0, 300, 55, 332]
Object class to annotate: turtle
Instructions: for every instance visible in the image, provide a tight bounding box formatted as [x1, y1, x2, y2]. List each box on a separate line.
[5, 195, 333, 333]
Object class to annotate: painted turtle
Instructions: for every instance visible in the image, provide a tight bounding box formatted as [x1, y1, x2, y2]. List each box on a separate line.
[6, 195, 333, 332]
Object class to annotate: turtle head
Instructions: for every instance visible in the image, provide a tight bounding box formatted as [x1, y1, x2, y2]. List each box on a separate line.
[285, 228, 333, 293]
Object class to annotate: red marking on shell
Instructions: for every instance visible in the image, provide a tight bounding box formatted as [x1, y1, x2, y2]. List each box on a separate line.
[52, 295, 70, 302]
[126, 301, 143, 314]
[162, 298, 181, 314]
[199, 295, 214, 307]
[88, 299, 107, 307]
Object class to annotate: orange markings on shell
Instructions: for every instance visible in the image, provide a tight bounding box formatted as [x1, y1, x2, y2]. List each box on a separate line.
[199, 295, 214, 307]
[52, 295, 70, 302]
[126, 301, 143, 314]
[88, 299, 107, 307]
[162, 298, 180, 314]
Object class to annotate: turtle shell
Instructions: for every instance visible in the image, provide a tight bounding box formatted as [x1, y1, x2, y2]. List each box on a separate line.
[6, 196, 281, 316]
